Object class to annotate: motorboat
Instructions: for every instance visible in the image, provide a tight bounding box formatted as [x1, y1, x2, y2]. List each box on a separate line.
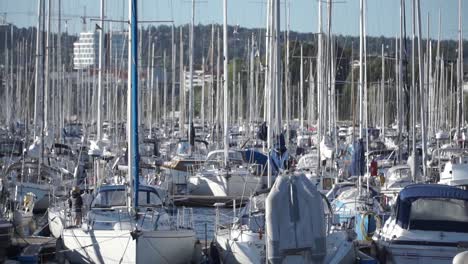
[373, 184, 468, 263]
[439, 154, 468, 187]
[380, 164, 413, 203]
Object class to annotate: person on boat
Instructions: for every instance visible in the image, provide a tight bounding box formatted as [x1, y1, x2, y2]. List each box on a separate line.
[68, 186, 83, 226]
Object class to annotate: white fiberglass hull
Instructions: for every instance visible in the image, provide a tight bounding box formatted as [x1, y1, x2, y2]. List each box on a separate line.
[216, 229, 263, 264]
[216, 229, 355, 264]
[189, 173, 261, 196]
[376, 240, 465, 264]
[62, 228, 196, 264]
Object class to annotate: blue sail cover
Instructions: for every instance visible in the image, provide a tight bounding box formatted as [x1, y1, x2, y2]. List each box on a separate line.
[396, 184, 468, 230]
[349, 139, 365, 176]
[241, 148, 278, 176]
[242, 133, 288, 177]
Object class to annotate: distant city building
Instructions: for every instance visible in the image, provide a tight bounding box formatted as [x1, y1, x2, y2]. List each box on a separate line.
[73, 32, 99, 70]
[73, 31, 128, 70]
[183, 70, 213, 90]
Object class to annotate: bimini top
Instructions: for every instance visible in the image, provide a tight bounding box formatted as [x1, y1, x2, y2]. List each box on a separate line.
[398, 184, 468, 202]
[396, 184, 468, 231]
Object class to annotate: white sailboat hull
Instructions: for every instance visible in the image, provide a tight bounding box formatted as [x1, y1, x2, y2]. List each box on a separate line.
[188, 173, 261, 196]
[216, 229, 355, 264]
[62, 228, 196, 264]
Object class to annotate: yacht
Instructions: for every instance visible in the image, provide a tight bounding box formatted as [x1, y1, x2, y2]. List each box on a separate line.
[373, 184, 468, 263]
[439, 154, 468, 187]
[380, 164, 413, 204]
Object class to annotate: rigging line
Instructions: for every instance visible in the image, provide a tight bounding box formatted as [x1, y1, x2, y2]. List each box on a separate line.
[119, 236, 132, 264]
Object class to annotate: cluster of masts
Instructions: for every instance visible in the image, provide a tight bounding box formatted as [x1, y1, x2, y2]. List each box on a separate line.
[0, 0, 466, 163]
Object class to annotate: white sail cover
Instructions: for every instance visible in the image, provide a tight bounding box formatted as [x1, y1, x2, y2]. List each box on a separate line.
[266, 172, 326, 264]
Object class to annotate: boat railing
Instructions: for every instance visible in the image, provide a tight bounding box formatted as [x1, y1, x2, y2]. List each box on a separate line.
[176, 207, 194, 230]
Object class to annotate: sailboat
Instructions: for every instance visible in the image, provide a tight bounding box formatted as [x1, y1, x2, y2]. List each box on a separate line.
[50, 1, 197, 263]
[186, 0, 261, 198]
[188, 149, 261, 196]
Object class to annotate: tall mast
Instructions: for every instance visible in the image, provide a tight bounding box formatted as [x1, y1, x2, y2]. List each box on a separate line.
[359, 0, 364, 139]
[188, 0, 195, 146]
[411, 0, 417, 181]
[223, 0, 229, 167]
[216, 27, 221, 145]
[285, 0, 290, 146]
[163, 50, 167, 132]
[416, 0, 427, 178]
[149, 43, 155, 137]
[249, 33, 255, 133]
[300, 44, 304, 130]
[171, 25, 176, 137]
[33, 0, 43, 139]
[128, 0, 140, 208]
[266, 0, 274, 187]
[381, 44, 385, 140]
[398, 0, 404, 163]
[210, 24, 215, 127]
[317, 0, 323, 170]
[57, 0, 63, 141]
[458, 0, 464, 131]
[97, 0, 104, 141]
[274, 0, 281, 134]
[179, 27, 185, 136]
[44, 0, 51, 136]
[201, 57, 205, 129]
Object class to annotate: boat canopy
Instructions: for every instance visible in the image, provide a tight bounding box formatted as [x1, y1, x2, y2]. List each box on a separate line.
[92, 185, 164, 208]
[396, 184, 468, 232]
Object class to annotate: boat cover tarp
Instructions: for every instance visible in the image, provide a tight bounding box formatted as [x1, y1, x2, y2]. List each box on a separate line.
[266, 173, 326, 264]
[396, 184, 468, 229]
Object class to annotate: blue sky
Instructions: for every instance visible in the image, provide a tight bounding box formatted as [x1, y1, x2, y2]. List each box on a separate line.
[2, 0, 467, 40]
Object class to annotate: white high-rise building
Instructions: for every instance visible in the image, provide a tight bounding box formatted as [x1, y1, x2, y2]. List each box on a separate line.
[73, 32, 99, 70]
[73, 31, 128, 70]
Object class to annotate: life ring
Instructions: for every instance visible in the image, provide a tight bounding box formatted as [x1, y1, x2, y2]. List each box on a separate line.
[360, 211, 382, 241]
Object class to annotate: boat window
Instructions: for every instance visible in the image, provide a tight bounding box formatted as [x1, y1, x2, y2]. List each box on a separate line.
[176, 142, 191, 156]
[409, 198, 468, 232]
[92, 190, 126, 208]
[92, 189, 162, 208]
[390, 168, 410, 179]
[206, 152, 243, 166]
[336, 188, 359, 200]
[176, 141, 208, 156]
